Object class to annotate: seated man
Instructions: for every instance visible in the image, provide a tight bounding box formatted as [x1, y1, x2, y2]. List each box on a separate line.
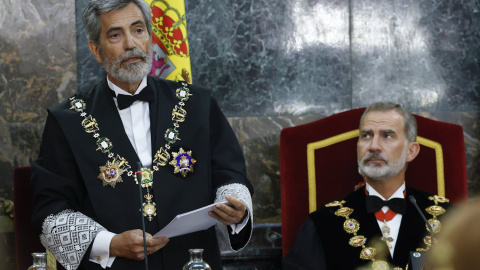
[283, 102, 450, 270]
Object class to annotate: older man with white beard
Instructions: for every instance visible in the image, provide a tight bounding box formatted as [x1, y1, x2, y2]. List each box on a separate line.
[30, 1, 254, 269]
[283, 102, 450, 270]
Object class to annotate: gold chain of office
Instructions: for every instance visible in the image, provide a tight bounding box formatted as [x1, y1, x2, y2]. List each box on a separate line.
[68, 81, 196, 221]
[325, 195, 449, 270]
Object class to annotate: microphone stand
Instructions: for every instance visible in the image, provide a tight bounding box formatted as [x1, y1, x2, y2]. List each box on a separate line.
[137, 162, 149, 270]
[409, 195, 434, 243]
[408, 195, 434, 270]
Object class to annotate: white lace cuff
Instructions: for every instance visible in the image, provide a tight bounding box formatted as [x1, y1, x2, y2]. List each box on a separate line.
[214, 183, 253, 251]
[40, 210, 106, 270]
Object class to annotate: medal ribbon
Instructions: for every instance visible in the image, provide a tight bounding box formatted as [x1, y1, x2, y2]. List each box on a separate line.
[375, 209, 397, 222]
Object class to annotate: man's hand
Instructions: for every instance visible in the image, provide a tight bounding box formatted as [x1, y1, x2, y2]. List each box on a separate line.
[110, 229, 169, 260]
[209, 195, 247, 226]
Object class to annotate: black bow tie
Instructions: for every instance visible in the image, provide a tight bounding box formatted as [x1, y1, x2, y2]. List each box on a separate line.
[114, 87, 154, 110]
[366, 196, 406, 215]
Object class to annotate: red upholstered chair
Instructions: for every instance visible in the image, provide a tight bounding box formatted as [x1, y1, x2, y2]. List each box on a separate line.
[280, 108, 468, 256]
[13, 166, 44, 270]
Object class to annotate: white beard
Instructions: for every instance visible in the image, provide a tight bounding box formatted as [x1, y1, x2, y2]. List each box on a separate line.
[358, 142, 408, 181]
[101, 47, 153, 83]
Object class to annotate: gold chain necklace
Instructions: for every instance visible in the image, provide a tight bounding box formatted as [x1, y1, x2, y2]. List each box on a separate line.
[68, 82, 195, 221]
[325, 195, 449, 270]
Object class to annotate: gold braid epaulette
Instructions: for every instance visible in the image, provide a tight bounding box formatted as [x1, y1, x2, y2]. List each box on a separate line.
[324, 195, 450, 270]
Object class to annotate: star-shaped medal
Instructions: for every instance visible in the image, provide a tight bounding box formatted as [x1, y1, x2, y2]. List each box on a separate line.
[98, 160, 124, 188]
[169, 148, 196, 177]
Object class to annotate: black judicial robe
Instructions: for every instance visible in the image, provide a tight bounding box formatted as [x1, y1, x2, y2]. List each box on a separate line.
[30, 76, 253, 270]
[283, 186, 449, 270]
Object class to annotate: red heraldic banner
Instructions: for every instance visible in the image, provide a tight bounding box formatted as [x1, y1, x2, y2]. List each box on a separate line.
[145, 0, 192, 83]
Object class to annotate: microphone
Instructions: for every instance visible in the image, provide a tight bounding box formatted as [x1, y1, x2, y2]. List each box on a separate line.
[136, 162, 149, 270]
[408, 195, 433, 270]
[408, 195, 434, 242]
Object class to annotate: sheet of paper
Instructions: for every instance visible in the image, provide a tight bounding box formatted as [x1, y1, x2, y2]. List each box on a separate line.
[153, 201, 228, 238]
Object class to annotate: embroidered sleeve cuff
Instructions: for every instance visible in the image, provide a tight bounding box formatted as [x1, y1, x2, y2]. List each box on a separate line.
[89, 230, 116, 268]
[40, 210, 106, 270]
[215, 183, 253, 250]
[215, 183, 253, 218]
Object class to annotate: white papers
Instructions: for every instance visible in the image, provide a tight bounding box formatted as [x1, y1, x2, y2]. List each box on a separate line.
[153, 201, 227, 238]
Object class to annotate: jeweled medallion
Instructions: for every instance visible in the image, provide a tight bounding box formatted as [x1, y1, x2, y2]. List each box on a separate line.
[98, 160, 124, 188]
[381, 224, 390, 234]
[343, 218, 360, 234]
[380, 223, 394, 249]
[176, 87, 192, 101]
[141, 168, 154, 188]
[170, 148, 196, 177]
[142, 193, 157, 221]
[359, 247, 376, 260]
[164, 128, 180, 144]
[428, 195, 450, 204]
[70, 99, 86, 112]
[423, 236, 437, 246]
[349, 235, 367, 247]
[426, 219, 441, 234]
[426, 205, 446, 216]
[96, 137, 113, 153]
[335, 207, 354, 218]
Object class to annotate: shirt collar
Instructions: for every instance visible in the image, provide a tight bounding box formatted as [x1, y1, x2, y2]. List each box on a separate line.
[366, 182, 406, 201]
[107, 76, 148, 97]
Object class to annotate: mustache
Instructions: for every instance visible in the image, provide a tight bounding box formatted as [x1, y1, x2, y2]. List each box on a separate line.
[117, 48, 148, 63]
[361, 153, 388, 164]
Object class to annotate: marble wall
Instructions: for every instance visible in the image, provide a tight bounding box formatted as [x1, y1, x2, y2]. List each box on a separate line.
[0, 0, 77, 269]
[1, 0, 480, 269]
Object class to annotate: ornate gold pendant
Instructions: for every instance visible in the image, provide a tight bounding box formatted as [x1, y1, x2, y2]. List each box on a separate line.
[423, 235, 437, 247]
[360, 247, 376, 260]
[70, 98, 86, 112]
[349, 235, 367, 247]
[140, 168, 154, 188]
[343, 218, 360, 234]
[428, 195, 450, 204]
[426, 218, 442, 234]
[335, 207, 354, 218]
[426, 205, 446, 216]
[380, 223, 394, 249]
[169, 148, 196, 177]
[153, 147, 171, 167]
[142, 193, 157, 221]
[98, 160, 124, 188]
